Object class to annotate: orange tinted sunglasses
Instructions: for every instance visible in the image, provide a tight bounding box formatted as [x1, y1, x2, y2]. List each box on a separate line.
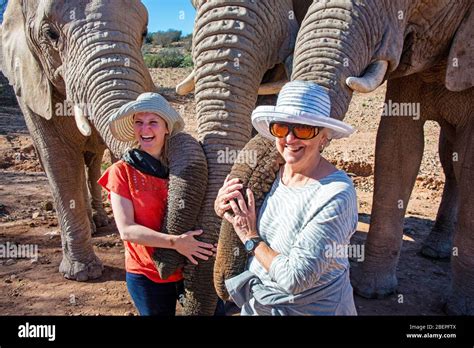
[269, 122, 321, 140]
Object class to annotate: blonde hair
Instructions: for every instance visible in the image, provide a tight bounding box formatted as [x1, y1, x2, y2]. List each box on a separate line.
[161, 134, 170, 166]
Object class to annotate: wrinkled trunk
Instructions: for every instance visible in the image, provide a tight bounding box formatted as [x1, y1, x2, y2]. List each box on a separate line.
[214, 135, 284, 300]
[292, 0, 383, 119]
[193, 0, 296, 314]
[65, 23, 154, 156]
[152, 132, 208, 281]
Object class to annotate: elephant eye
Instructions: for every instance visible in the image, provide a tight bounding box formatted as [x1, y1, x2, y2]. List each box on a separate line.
[46, 29, 59, 41]
[43, 26, 60, 42]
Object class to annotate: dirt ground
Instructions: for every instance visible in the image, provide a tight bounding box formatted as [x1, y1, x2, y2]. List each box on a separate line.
[0, 68, 450, 316]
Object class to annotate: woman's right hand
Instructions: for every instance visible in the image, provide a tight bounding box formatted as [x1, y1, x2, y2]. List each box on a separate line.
[214, 175, 244, 218]
[173, 230, 216, 265]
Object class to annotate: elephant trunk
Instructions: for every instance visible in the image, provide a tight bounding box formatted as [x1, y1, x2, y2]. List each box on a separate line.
[214, 135, 284, 300]
[191, 0, 296, 314]
[292, 0, 385, 119]
[64, 24, 154, 157]
[190, 61, 262, 313]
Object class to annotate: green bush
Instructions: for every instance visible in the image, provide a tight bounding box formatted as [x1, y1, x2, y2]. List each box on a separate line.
[144, 49, 193, 68]
[180, 54, 194, 68]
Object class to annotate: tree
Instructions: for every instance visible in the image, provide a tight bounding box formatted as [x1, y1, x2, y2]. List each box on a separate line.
[151, 29, 182, 47]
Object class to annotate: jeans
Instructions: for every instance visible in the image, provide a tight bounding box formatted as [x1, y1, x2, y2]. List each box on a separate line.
[214, 298, 241, 316]
[126, 272, 184, 316]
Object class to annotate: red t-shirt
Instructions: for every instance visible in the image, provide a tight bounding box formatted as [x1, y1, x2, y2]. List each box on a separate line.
[98, 160, 183, 283]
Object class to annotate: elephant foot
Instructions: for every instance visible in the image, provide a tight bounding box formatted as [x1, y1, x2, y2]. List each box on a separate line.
[92, 209, 109, 228]
[350, 263, 397, 299]
[444, 292, 474, 315]
[59, 255, 103, 282]
[420, 229, 452, 260]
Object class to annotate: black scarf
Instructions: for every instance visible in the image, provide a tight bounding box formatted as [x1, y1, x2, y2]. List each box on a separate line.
[122, 149, 169, 179]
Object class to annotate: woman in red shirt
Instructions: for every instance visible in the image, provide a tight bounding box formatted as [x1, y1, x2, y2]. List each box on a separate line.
[98, 92, 215, 315]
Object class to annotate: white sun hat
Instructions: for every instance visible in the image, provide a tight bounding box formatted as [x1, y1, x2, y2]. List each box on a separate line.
[109, 92, 185, 142]
[251, 80, 355, 139]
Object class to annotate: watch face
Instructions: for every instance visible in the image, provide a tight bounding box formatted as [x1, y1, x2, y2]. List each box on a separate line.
[244, 240, 254, 252]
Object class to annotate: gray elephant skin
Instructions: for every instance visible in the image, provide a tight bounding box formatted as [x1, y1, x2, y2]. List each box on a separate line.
[175, 0, 314, 314]
[1, 0, 211, 315]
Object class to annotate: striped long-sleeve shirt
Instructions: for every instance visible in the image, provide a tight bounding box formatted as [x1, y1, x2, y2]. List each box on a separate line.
[226, 169, 358, 315]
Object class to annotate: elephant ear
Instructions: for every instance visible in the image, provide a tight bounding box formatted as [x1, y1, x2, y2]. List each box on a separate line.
[1, 0, 54, 119]
[445, 6, 473, 92]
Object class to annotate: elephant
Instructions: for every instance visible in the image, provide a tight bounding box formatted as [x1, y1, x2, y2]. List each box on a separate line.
[1, 0, 211, 315]
[289, 0, 473, 315]
[174, 0, 314, 314]
[213, 0, 473, 314]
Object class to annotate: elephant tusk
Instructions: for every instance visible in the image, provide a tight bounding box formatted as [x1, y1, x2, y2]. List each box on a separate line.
[345, 60, 388, 93]
[258, 78, 288, 95]
[74, 104, 92, 137]
[176, 70, 195, 95]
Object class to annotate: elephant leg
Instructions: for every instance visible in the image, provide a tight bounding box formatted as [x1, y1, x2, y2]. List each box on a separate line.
[445, 120, 474, 315]
[26, 114, 103, 281]
[421, 126, 457, 259]
[84, 149, 109, 230]
[351, 98, 425, 298]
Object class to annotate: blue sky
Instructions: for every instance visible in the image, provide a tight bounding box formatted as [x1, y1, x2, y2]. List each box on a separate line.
[142, 0, 196, 35]
[0, 1, 5, 23]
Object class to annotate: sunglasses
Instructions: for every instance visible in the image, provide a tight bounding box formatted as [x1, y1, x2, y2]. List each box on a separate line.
[269, 122, 321, 140]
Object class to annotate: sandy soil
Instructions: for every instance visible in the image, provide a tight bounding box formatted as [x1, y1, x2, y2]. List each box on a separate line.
[0, 68, 450, 316]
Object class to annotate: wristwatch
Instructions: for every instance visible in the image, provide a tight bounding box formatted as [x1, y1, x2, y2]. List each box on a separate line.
[244, 237, 262, 254]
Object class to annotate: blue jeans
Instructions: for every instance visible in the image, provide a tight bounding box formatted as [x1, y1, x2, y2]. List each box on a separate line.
[126, 272, 184, 316]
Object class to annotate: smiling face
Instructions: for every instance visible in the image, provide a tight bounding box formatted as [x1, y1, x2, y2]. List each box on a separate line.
[275, 125, 330, 171]
[133, 112, 169, 158]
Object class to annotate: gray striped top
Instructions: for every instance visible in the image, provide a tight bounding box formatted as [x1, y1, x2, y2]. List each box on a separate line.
[241, 169, 358, 313]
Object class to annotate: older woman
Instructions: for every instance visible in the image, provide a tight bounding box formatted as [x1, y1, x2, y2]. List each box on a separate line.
[215, 81, 358, 315]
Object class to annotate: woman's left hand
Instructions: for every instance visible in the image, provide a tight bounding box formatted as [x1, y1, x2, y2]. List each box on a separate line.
[223, 188, 259, 244]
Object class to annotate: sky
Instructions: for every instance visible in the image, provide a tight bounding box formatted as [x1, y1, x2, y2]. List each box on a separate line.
[0, 0, 6, 23]
[142, 0, 196, 35]
[0, 1, 197, 34]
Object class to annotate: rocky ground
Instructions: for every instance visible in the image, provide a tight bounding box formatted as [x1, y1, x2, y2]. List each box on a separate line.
[0, 68, 450, 315]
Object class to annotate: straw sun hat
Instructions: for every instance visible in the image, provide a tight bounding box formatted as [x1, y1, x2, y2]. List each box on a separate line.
[109, 92, 184, 142]
[251, 81, 355, 139]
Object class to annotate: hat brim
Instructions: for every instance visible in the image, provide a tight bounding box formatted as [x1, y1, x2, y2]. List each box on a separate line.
[109, 99, 184, 142]
[251, 105, 355, 140]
